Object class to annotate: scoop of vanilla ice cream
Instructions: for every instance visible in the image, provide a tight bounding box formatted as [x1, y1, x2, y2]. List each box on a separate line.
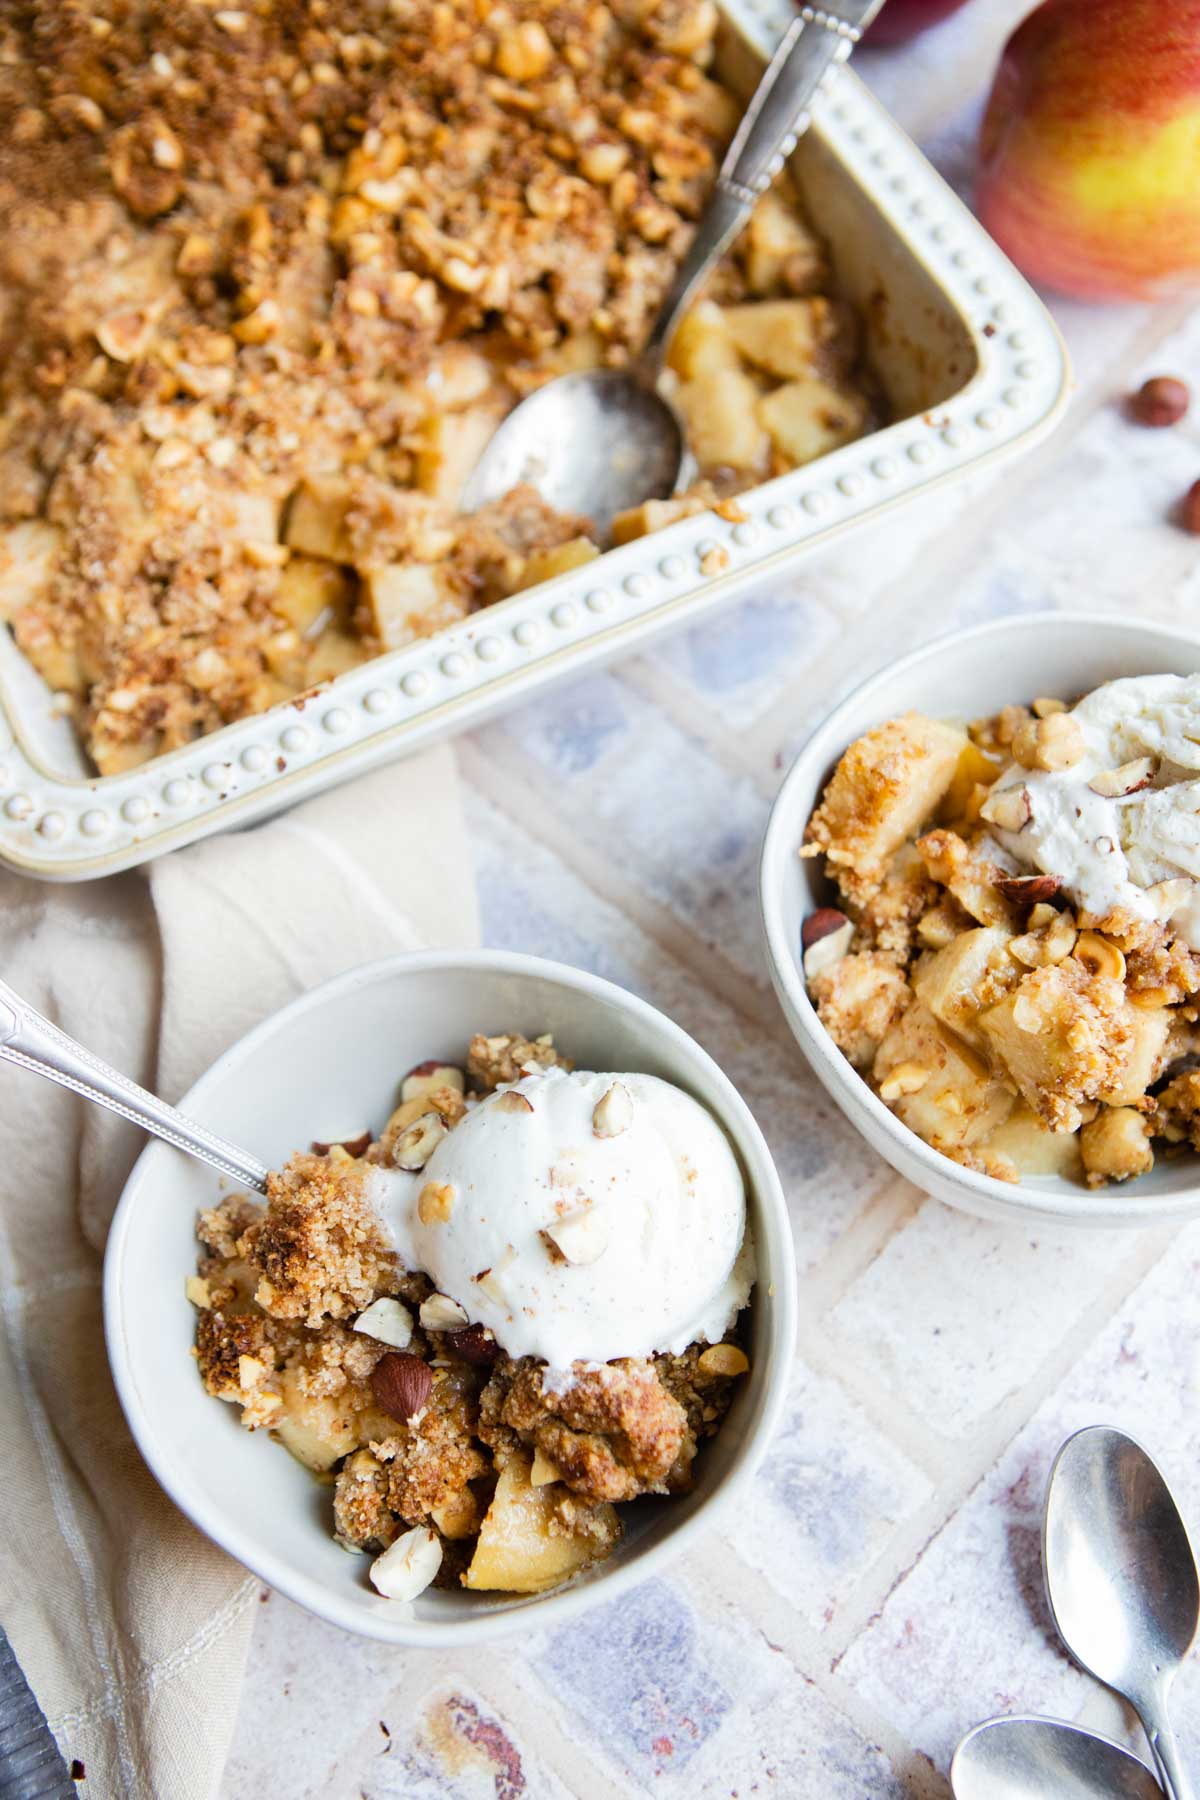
[369, 1065, 753, 1366]
[986, 673, 1200, 947]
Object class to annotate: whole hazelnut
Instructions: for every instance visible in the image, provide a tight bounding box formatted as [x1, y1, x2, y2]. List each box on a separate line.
[1130, 376, 1189, 428]
[371, 1350, 432, 1422]
[801, 907, 851, 951]
[1181, 480, 1200, 536]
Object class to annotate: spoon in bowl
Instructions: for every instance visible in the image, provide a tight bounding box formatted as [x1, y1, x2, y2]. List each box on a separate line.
[952, 1715, 1163, 1800]
[0, 975, 268, 1192]
[1044, 1427, 1198, 1800]
[460, 0, 885, 540]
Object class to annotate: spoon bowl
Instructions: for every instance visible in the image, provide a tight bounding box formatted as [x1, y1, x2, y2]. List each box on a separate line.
[1044, 1427, 1199, 1799]
[459, 369, 686, 541]
[952, 1716, 1163, 1800]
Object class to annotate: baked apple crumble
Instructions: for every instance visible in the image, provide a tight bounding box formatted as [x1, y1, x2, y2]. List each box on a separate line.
[0, 0, 874, 775]
[190, 1029, 754, 1599]
[801, 675, 1200, 1188]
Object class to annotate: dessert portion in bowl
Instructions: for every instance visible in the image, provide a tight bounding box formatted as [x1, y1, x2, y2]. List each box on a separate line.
[190, 1028, 755, 1601]
[800, 674, 1200, 1190]
[0, 0, 875, 775]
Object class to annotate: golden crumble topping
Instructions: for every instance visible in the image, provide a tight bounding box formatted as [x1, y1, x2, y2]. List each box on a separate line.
[0, 0, 873, 774]
[241, 1149, 399, 1325]
[465, 1028, 570, 1090]
[190, 1026, 750, 1595]
[479, 1356, 692, 1502]
[802, 702, 1200, 1189]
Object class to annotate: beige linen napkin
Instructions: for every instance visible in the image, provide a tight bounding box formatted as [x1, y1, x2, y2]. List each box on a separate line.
[0, 745, 479, 1800]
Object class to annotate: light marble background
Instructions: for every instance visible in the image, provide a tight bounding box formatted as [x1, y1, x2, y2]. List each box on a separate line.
[222, 3, 1200, 1793]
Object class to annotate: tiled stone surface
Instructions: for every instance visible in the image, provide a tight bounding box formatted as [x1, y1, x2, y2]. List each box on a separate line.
[356, 1686, 576, 1800]
[687, 1677, 915, 1800]
[530, 1578, 775, 1786]
[836, 1226, 1199, 1774]
[825, 1204, 1140, 1437]
[224, 7, 1200, 1794]
[478, 673, 774, 982]
[729, 1359, 933, 1630]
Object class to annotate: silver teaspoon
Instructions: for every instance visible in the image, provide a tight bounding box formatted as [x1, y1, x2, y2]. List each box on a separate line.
[952, 1715, 1163, 1800]
[0, 976, 268, 1193]
[1044, 1427, 1198, 1800]
[460, 0, 885, 540]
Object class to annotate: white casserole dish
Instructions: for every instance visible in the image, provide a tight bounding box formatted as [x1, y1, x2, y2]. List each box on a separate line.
[103, 949, 796, 1644]
[0, 0, 1069, 881]
[760, 613, 1200, 1230]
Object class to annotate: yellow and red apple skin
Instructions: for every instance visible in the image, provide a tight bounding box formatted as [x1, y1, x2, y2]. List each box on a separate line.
[977, 0, 1200, 301]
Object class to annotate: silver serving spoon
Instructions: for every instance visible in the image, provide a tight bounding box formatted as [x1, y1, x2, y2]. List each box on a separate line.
[460, 0, 885, 540]
[1045, 1427, 1198, 1800]
[0, 976, 268, 1193]
[952, 1715, 1163, 1800]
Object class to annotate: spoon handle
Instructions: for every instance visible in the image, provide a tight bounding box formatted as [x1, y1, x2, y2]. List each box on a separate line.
[0, 976, 270, 1194]
[1147, 1715, 1194, 1800]
[641, 0, 885, 374]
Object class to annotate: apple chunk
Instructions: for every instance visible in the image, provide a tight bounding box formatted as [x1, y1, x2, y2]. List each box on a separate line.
[514, 537, 600, 592]
[742, 189, 823, 296]
[284, 478, 354, 562]
[912, 926, 1015, 1051]
[416, 407, 504, 504]
[667, 301, 741, 379]
[0, 521, 62, 622]
[874, 1000, 1013, 1151]
[758, 376, 868, 466]
[982, 1104, 1083, 1180]
[721, 298, 838, 381]
[273, 555, 354, 634]
[273, 1368, 359, 1472]
[363, 564, 468, 650]
[463, 1456, 618, 1594]
[1100, 1003, 1170, 1106]
[805, 713, 968, 879]
[675, 368, 768, 472]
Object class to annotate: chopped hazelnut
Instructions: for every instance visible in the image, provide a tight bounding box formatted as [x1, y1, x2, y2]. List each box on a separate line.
[1088, 758, 1154, 798]
[697, 1343, 749, 1378]
[1081, 1106, 1154, 1185]
[592, 1082, 634, 1138]
[1011, 712, 1085, 773]
[1073, 931, 1125, 982]
[417, 1181, 456, 1224]
[495, 21, 553, 81]
[419, 1292, 469, 1330]
[878, 1060, 930, 1101]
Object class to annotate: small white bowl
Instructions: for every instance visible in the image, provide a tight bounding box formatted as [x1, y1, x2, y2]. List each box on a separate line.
[760, 612, 1200, 1230]
[103, 950, 795, 1646]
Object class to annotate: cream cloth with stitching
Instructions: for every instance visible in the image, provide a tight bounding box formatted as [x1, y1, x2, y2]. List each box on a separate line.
[0, 746, 479, 1799]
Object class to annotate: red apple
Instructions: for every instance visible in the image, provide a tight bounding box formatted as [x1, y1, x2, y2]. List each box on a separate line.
[866, 0, 972, 46]
[977, 0, 1200, 301]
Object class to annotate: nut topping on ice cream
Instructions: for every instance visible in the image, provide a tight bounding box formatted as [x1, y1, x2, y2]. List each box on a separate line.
[986, 674, 1200, 946]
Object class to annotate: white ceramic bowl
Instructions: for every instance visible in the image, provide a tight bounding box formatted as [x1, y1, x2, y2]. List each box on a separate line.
[760, 612, 1200, 1230]
[103, 950, 795, 1645]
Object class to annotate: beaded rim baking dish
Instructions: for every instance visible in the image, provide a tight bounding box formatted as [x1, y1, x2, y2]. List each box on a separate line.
[0, 10, 1070, 880]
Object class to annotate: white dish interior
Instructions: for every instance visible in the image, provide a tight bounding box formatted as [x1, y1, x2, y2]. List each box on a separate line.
[760, 613, 1200, 1229]
[104, 951, 795, 1645]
